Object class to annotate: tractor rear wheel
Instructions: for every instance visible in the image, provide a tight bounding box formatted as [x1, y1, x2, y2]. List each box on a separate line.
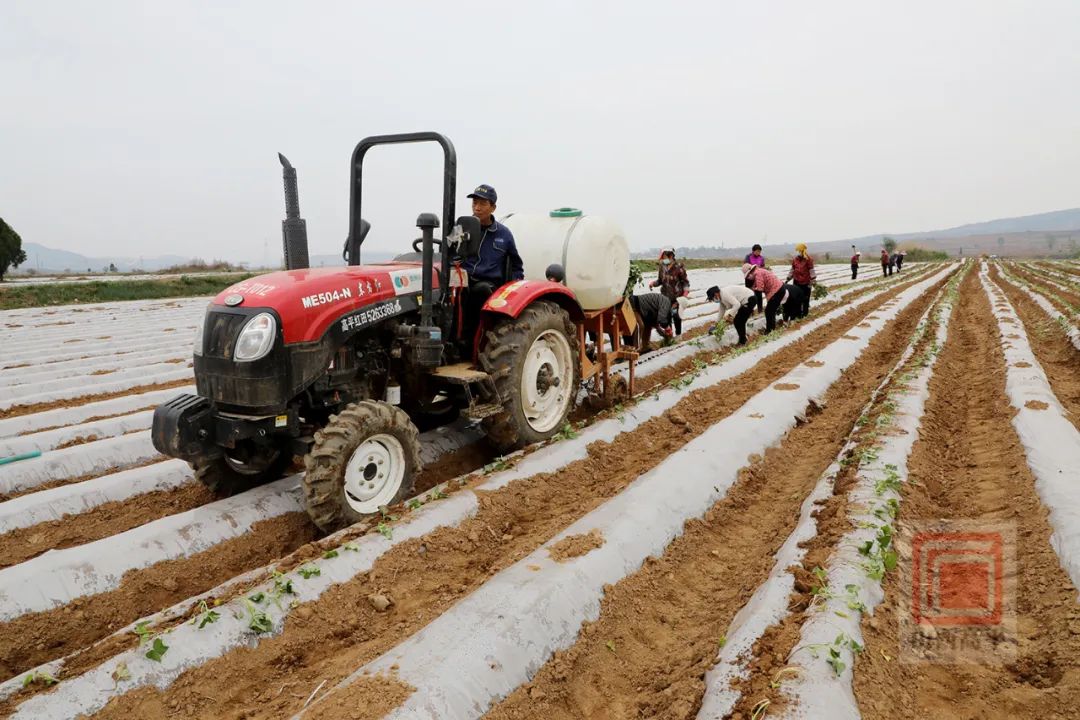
[479, 301, 580, 452]
[302, 400, 421, 533]
[193, 444, 295, 496]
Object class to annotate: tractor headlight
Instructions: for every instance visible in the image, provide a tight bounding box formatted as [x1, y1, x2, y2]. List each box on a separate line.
[234, 312, 276, 362]
[192, 313, 206, 356]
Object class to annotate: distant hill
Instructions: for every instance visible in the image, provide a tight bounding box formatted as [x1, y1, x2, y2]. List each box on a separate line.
[637, 207, 1080, 261]
[18, 243, 204, 273]
[846, 207, 1080, 243]
[11, 242, 402, 275]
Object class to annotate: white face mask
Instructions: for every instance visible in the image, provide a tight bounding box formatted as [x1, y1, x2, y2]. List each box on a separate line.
[662, 258, 672, 266]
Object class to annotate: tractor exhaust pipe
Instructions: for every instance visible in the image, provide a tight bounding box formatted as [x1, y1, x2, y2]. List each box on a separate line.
[279, 153, 310, 270]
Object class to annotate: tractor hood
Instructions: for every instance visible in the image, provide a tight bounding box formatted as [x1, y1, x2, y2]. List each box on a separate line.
[212, 264, 437, 344]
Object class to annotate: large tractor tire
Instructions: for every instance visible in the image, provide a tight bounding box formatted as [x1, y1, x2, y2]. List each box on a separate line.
[193, 445, 294, 496]
[302, 400, 421, 533]
[479, 301, 580, 452]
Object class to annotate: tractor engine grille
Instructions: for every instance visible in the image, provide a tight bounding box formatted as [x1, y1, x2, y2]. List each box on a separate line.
[203, 311, 248, 359]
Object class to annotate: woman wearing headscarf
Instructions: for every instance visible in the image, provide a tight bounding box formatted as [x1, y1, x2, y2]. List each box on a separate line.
[786, 243, 817, 319]
[649, 247, 690, 335]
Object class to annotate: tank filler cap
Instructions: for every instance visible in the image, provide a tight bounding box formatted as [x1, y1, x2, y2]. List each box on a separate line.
[549, 207, 582, 217]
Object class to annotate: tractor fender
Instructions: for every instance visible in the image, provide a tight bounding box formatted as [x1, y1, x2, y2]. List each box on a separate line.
[480, 280, 585, 324]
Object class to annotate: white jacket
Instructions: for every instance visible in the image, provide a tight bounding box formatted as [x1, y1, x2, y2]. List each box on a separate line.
[716, 285, 755, 321]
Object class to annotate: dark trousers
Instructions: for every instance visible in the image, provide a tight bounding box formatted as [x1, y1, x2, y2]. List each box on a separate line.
[851, 263, 858, 280]
[751, 290, 764, 313]
[462, 280, 496, 348]
[672, 307, 682, 335]
[882, 263, 889, 277]
[764, 288, 786, 333]
[794, 282, 811, 318]
[733, 303, 752, 344]
[896, 259, 904, 272]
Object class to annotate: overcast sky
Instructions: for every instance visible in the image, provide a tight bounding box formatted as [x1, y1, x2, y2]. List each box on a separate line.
[2, 1, 1078, 263]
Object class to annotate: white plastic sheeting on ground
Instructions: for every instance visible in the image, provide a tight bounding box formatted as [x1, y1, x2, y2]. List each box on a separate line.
[9, 267, 949, 719]
[0, 366, 192, 412]
[998, 265, 1080, 352]
[0, 385, 194, 439]
[776, 272, 957, 720]
[0, 432, 161, 495]
[695, 278, 952, 719]
[0, 460, 193, 534]
[0, 410, 153, 457]
[299, 270, 952, 720]
[984, 267, 1080, 595]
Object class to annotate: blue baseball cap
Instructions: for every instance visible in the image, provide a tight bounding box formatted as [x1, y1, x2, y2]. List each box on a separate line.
[467, 184, 497, 204]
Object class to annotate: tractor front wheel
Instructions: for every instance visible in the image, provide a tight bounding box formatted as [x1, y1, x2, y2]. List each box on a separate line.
[480, 301, 580, 452]
[193, 444, 294, 496]
[302, 400, 421, 533]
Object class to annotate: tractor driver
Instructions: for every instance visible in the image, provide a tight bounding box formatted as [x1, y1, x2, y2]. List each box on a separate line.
[460, 184, 525, 342]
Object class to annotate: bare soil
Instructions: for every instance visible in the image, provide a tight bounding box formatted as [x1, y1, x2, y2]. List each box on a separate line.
[1, 378, 191, 419]
[0, 482, 215, 569]
[853, 266, 1080, 719]
[483, 270, 944, 720]
[992, 265, 1080, 435]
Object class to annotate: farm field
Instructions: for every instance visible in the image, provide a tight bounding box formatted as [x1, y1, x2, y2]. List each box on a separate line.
[2, 259, 1079, 720]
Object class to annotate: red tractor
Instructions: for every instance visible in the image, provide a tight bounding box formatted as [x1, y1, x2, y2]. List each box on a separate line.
[152, 132, 637, 531]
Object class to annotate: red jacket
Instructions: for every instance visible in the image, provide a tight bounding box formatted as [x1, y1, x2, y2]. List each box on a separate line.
[750, 268, 785, 301]
[880, 250, 889, 264]
[789, 255, 816, 285]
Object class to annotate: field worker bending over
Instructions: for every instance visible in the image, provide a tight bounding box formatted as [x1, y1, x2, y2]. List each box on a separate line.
[629, 292, 674, 352]
[706, 284, 755, 345]
[649, 247, 690, 335]
[743, 263, 787, 334]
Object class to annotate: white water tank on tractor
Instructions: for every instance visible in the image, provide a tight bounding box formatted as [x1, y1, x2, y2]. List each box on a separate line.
[502, 209, 630, 311]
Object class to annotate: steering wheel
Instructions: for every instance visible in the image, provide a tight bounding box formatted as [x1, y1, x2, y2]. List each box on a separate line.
[412, 237, 444, 253]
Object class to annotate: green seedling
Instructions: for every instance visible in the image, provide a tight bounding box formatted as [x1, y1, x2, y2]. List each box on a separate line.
[194, 600, 221, 629]
[298, 565, 321, 579]
[343, 542, 359, 552]
[718, 635, 727, 649]
[858, 446, 880, 466]
[145, 637, 169, 662]
[554, 422, 579, 441]
[377, 522, 393, 540]
[430, 486, 447, 501]
[271, 570, 295, 600]
[873, 498, 900, 521]
[21, 670, 59, 688]
[874, 464, 902, 495]
[770, 667, 800, 688]
[798, 633, 863, 677]
[407, 498, 423, 510]
[132, 620, 153, 645]
[323, 549, 339, 560]
[111, 662, 131, 684]
[245, 599, 273, 634]
[844, 584, 867, 612]
[605, 640, 617, 654]
[248, 591, 266, 604]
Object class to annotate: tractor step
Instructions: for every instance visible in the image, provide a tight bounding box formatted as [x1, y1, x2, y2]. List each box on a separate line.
[432, 362, 489, 384]
[463, 402, 505, 420]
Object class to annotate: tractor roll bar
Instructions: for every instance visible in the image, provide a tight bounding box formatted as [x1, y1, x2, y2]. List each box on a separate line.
[347, 131, 457, 269]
